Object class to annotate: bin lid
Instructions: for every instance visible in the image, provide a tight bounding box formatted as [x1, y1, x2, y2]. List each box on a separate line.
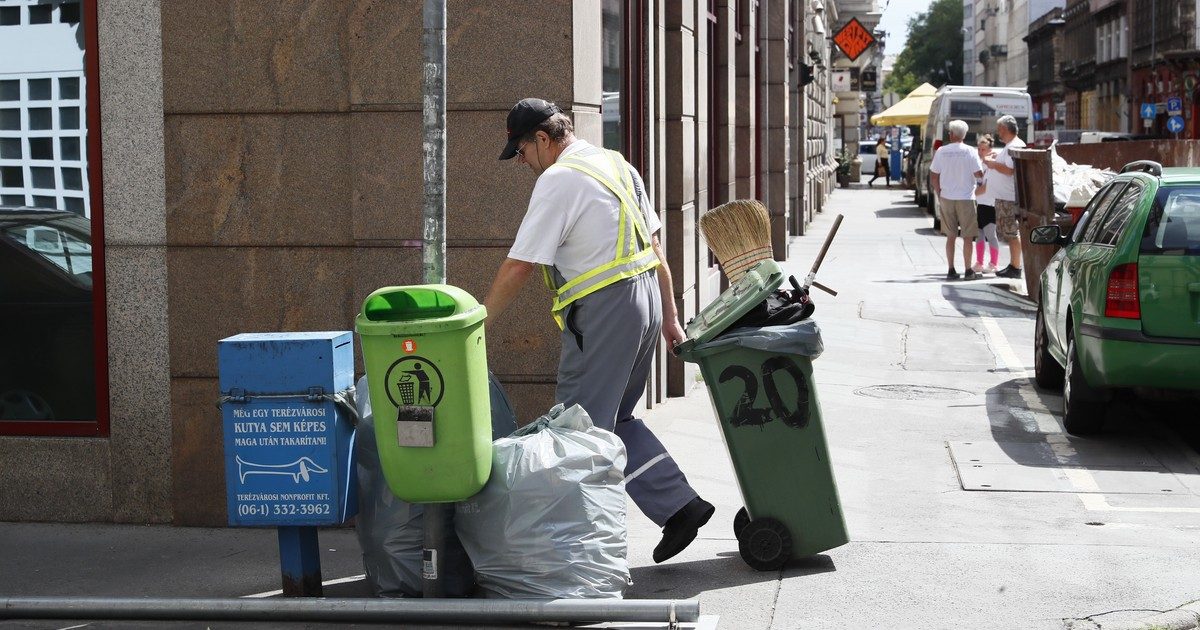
[355, 284, 486, 335]
[679, 259, 784, 349]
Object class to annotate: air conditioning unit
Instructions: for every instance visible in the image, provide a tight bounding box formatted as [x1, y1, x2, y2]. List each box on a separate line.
[990, 44, 1008, 56]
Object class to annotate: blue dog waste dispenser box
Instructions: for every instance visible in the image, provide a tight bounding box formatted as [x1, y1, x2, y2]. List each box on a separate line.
[218, 332, 358, 527]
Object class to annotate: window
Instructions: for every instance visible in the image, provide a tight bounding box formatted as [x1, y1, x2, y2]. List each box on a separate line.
[0, 0, 107, 437]
[599, 0, 645, 169]
[1141, 187, 1200, 254]
[1083, 181, 1141, 245]
[1076, 181, 1123, 241]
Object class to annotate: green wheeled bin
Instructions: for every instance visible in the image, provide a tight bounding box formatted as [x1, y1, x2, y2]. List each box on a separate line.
[355, 285, 492, 503]
[674, 260, 848, 571]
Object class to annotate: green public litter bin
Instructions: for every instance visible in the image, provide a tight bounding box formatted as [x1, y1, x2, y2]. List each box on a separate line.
[674, 260, 848, 571]
[355, 285, 492, 503]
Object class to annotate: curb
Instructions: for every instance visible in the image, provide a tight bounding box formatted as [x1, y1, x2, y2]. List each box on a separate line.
[1101, 601, 1200, 630]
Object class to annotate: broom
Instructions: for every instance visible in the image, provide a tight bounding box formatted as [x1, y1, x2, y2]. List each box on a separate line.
[699, 199, 774, 283]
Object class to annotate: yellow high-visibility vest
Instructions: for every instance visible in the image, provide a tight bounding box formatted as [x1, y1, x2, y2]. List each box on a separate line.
[540, 146, 661, 329]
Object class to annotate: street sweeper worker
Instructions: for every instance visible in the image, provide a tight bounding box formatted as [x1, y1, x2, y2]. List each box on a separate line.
[483, 97, 714, 563]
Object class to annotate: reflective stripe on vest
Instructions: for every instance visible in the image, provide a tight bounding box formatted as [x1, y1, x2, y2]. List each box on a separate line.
[540, 147, 660, 329]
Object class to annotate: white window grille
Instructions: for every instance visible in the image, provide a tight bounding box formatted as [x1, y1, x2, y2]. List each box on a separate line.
[0, 0, 89, 217]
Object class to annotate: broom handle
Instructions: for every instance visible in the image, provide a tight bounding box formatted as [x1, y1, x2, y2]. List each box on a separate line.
[803, 214, 844, 291]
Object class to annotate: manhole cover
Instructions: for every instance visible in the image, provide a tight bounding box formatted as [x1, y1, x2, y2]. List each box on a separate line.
[853, 385, 973, 400]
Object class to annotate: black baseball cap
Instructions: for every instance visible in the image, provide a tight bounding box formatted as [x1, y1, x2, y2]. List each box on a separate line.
[499, 98, 560, 160]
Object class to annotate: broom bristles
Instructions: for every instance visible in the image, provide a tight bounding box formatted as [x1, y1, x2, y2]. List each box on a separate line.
[700, 199, 773, 283]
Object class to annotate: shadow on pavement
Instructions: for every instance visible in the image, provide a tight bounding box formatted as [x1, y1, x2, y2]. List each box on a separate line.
[939, 283, 1035, 319]
[983, 378, 1195, 473]
[873, 206, 926, 219]
[628, 552, 824, 599]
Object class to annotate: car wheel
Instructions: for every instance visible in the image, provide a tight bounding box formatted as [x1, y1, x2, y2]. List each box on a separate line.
[1034, 306, 1065, 389]
[1063, 338, 1106, 435]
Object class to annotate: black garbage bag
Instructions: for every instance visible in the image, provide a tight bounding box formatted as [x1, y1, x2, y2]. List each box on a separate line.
[729, 275, 815, 330]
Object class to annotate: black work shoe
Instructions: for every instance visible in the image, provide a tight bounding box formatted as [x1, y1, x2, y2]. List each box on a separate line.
[653, 497, 715, 564]
[946, 269, 960, 280]
[964, 269, 977, 280]
[997, 266, 1023, 279]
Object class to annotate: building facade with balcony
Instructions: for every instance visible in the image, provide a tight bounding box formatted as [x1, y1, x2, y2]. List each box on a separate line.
[1129, 0, 1199, 137]
[1026, 8, 1066, 130]
[1060, 0, 1097, 128]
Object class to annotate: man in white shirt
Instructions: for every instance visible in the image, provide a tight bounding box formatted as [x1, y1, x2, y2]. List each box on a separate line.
[930, 119, 985, 280]
[484, 98, 713, 564]
[983, 115, 1027, 279]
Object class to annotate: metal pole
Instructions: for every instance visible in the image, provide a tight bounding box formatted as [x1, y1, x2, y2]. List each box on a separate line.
[0, 597, 702, 625]
[421, 0, 448, 599]
[423, 0, 447, 286]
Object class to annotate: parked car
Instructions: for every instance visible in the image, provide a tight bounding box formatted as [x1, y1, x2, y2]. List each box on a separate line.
[1030, 161, 1200, 435]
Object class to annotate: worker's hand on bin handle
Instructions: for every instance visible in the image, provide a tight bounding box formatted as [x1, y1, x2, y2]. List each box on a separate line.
[662, 318, 686, 352]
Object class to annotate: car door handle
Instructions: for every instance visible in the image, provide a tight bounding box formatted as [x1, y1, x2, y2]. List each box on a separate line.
[1189, 283, 1200, 294]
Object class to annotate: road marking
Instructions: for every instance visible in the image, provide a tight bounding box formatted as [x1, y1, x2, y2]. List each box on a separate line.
[979, 316, 1030, 377]
[242, 573, 366, 599]
[976, 316, 1176, 512]
[1077, 494, 1200, 514]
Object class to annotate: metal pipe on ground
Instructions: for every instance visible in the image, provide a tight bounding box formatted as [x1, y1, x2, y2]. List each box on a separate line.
[0, 597, 701, 625]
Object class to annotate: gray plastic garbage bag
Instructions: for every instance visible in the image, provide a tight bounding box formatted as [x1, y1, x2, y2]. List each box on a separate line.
[455, 403, 630, 599]
[354, 372, 518, 597]
[705, 320, 824, 359]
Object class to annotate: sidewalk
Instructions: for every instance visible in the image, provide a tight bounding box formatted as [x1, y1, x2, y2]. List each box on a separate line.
[4, 185, 1200, 630]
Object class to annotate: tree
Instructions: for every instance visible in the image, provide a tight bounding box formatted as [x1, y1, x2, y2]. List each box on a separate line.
[884, 0, 964, 95]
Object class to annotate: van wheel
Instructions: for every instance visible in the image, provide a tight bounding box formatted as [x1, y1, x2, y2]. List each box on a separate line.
[1034, 306, 1065, 389]
[1063, 338, 1106, 435]
[930, 195, 941, 231]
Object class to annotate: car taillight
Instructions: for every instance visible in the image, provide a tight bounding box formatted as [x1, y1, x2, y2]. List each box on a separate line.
[1105, 263, 1140, 319]
[933, 139, 943, 151]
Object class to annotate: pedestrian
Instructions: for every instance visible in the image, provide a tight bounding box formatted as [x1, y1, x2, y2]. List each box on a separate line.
[973, 134, 1001, 275]
[868, 137, 890, 186]
[983, 115, 1026, 279]
[483, 98, 714, 564]
[929, 119, 984, 280]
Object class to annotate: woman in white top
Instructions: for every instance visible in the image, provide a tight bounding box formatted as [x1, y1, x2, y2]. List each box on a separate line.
[868, 137, 890, 186]
[973, 134, 1001, 274]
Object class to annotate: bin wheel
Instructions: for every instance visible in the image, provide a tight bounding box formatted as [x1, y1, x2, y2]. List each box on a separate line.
[738, 517, 792, 571]
[733, 507, 750, 539]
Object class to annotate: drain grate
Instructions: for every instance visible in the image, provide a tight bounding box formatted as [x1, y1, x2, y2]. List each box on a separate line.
[853, 384, 973, 400]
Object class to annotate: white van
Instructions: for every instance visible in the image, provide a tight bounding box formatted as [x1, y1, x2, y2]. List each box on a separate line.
[913, 86, 1033, 229]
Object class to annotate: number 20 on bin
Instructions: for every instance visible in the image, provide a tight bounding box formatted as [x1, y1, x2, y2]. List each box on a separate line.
[403, 339, 417, 354]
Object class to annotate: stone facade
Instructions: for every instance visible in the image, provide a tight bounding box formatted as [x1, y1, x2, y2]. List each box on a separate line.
[0, 0, 834, 525]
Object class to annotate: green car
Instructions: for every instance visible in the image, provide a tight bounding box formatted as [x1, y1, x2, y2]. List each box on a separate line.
[1031, 160, 1200, 435]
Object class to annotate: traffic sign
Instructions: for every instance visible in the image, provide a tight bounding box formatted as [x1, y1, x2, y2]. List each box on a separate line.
[1168, 97, 1183, 115]
[832, 18, 876, 62]
[1141, 103, 1157, 119]
[1168, 115, 1185, 134]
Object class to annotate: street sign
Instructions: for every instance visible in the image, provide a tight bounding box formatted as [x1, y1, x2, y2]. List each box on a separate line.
[1141, 103, 1157, 119]
[1168, 115, 1185, 134]
[861, 69, 878, 92]
[831, 69, 851, 92]
[1168, 96, 1183, 115]
[1033, 111, 1042, 122]
[832, 18, 875, 62]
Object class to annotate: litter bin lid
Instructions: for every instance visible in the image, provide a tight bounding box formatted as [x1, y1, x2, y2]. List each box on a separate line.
[681, 259, 784, 348]
[355, 284, 486, 335]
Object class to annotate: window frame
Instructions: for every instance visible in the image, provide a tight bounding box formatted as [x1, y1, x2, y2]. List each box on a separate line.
[0, 0, 109, 437]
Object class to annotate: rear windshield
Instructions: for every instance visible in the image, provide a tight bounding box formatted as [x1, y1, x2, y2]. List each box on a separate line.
[1140, 187, 1200, 255]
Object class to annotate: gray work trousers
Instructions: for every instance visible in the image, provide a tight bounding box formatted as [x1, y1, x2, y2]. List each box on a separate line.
[555, 269, 699, 526]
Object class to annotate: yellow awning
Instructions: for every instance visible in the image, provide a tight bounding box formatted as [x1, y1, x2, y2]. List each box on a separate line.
[870, 83, 938, 126]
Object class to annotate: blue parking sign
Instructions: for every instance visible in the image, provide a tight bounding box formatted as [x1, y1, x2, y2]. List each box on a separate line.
[1168, 97, 1183, 115]
[1168, 115, 1185, 134]
[1141, 103, 1158, 119]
